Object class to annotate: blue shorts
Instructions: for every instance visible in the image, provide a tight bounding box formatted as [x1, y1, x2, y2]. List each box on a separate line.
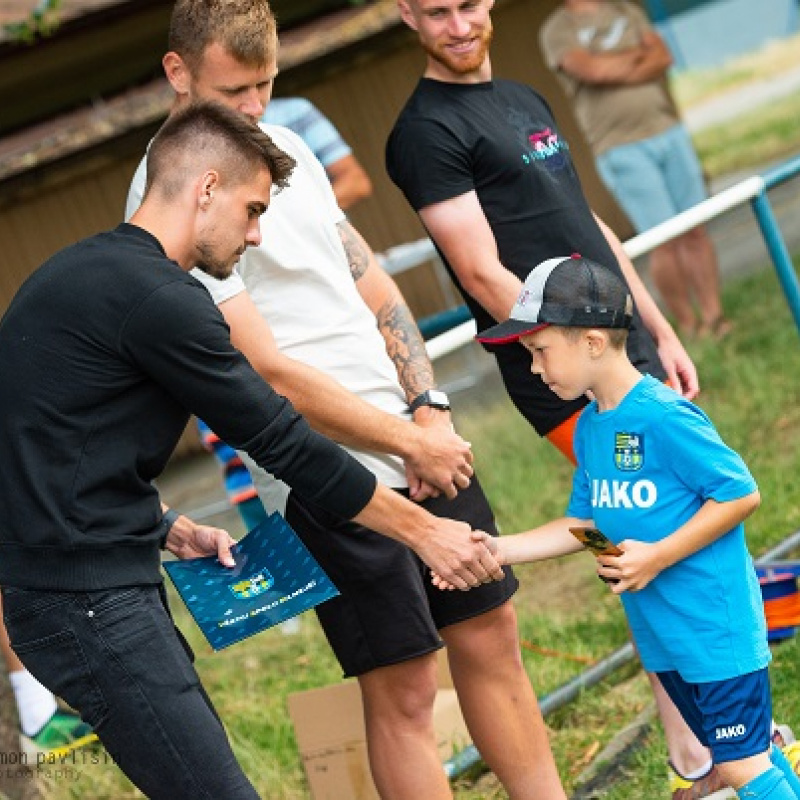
[596, 124, 708, 233]
[657, 668, 773, 763]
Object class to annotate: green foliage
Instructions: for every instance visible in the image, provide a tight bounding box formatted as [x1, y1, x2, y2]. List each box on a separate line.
[672, 33, 800, 110]
[670, 32, 800, 179]
[3, 0, 62, 45]
[692, 92, 800, 179]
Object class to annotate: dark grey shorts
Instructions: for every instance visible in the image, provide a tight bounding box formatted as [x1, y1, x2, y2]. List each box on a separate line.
[285, 476, 518, 677]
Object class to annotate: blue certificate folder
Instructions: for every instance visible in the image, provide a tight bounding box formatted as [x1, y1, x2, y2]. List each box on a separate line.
[163, 512, 339, 650]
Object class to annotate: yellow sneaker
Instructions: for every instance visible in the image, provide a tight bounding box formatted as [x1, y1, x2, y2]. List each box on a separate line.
[21, 710, 98, 759]
[668, 762, 737, 800]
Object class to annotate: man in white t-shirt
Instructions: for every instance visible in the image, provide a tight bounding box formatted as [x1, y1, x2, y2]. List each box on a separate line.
[125, 2, 568, 798]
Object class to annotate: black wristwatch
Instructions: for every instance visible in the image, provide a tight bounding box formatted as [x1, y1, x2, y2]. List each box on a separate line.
[409, 389, 451, 413]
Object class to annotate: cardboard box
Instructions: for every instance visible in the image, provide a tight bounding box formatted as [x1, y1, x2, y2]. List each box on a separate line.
[288, 651, 471, 800]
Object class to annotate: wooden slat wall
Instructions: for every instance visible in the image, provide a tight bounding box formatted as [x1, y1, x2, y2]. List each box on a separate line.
[0, 155, 142, 305]
[0, 0, 630, 315]
[0, 154, 209, 456]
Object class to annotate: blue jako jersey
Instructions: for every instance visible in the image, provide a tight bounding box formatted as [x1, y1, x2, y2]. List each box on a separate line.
[567, 375, 769, 682]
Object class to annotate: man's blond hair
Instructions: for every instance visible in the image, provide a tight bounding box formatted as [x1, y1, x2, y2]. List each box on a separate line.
[169, 0, 278, 73]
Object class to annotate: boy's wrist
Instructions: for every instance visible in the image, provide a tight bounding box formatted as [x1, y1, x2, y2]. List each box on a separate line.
[651, 538, 676, 573]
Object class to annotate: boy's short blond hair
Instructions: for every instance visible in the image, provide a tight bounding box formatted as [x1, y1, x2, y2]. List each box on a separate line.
[560, 326, 629, 350]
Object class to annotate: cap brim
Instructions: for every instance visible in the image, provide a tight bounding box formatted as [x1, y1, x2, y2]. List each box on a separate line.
[476, 319, 549, 344]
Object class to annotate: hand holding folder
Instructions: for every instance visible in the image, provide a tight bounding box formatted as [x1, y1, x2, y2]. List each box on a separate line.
[164, 512, 339, 650]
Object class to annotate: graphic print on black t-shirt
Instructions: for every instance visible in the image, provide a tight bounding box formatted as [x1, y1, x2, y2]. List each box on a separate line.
[506, 106, 572, 175]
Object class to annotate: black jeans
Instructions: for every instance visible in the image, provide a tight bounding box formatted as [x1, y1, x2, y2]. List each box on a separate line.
[2, 584, 260, 799]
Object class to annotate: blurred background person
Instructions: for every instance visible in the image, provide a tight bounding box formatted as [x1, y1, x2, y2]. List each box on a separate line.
[264, 97, 372, 210]
[540, 0, 731, 340]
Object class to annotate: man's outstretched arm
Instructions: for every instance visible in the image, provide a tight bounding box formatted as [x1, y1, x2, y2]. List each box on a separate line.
[221, 289, 473, 499]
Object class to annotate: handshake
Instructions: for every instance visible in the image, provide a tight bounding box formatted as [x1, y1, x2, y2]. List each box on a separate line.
[431, 530, 502, 592]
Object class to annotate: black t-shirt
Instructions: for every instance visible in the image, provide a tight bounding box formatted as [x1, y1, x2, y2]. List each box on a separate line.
[387, 78, 665, 435]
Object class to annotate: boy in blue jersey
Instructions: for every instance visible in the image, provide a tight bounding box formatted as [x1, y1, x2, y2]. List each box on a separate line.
[441, 254, 800, 798]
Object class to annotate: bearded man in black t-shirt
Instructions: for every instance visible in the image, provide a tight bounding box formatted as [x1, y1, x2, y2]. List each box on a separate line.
[387, 0, 698, 454]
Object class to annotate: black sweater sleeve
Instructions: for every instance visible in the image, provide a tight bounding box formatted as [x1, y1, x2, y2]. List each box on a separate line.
[121, 279, 376, 520]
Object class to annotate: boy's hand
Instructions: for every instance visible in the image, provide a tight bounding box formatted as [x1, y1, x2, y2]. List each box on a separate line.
[431, 530, 500, 590]
[597, 539, 665, 593]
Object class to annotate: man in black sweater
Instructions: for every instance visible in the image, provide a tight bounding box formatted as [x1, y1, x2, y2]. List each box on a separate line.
[0, 102, 501, 800]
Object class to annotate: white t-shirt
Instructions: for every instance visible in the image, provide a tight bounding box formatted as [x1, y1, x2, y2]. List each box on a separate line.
[126, 124, 409, 513]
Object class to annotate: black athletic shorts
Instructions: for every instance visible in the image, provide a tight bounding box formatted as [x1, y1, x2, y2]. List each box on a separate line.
[285, 477, 518, 677]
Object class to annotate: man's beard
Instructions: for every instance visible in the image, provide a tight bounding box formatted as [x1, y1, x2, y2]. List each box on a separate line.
[195, 240, 236, 280]
[423, 23, 493, 76]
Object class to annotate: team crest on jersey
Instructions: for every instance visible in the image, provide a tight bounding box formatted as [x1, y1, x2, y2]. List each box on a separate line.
[614, 432, 644, 472]
[230, 571, 274, 600]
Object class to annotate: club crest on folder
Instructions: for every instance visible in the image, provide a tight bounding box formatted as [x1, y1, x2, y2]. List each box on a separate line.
[230, 571, 274, 600]
[164, 512, 339, 650]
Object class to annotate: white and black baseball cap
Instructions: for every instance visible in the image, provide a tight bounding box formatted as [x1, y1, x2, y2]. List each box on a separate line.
[477, 255, 634, 345]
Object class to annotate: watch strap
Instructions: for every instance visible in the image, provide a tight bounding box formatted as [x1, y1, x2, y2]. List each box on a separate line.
[409, 389, 451, 413]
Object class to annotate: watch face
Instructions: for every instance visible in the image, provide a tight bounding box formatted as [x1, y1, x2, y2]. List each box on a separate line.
[410, 389, 450, 412]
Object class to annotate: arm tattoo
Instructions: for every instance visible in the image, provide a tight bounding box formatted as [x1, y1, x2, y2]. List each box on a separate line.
[338, 220, 369, 282]
[376, 299, 436, 400]
[337, 220, 434, 398]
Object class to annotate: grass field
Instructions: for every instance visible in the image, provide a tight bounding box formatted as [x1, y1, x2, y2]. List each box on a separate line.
[34, 31, 800, 800]
[672, 31, 800, 179]
[672, 33, 800, 110]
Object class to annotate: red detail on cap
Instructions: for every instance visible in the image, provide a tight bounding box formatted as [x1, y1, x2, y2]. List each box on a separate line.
[475, 323, 550, 345]
[570, 252, 581, 259]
